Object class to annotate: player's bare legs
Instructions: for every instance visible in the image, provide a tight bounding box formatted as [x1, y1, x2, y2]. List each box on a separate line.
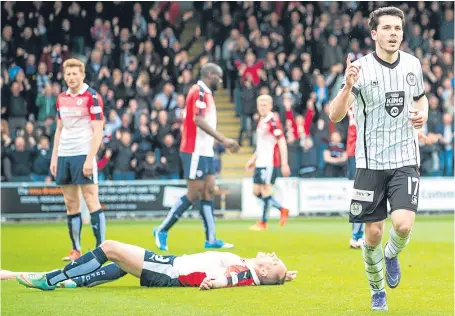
[362, 221, 386, 309]
[383, 209, 415, 288]
[81, 184, 106, 248]
[61, 185, 82, 261]
[154, 179, 204, 250]
[16, 240, 145, 290]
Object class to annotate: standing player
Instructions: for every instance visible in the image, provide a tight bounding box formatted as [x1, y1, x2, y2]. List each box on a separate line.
[154, 63, 240, 251]
[346, 106, 364, 249]
[13, 240, 297, 291]
[329, 7, 428, 311]
[246, 95, 290, 231]
[50, 59, 106, 261]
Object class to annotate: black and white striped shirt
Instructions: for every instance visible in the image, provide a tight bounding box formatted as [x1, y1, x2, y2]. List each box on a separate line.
[341, 51, 425, 170]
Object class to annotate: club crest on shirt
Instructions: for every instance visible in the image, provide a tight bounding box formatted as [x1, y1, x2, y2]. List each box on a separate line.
[406, 72, 417, 86]
[385, 91, 405, 118]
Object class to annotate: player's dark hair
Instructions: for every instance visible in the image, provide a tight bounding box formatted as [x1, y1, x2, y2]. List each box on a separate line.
[368, 6, 405, 31]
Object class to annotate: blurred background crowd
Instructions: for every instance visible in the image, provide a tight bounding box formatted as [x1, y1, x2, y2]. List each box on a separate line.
[1, 1, 453, 182]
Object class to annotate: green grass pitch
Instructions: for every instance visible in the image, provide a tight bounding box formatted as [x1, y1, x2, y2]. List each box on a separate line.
[1, 215, 453, 316]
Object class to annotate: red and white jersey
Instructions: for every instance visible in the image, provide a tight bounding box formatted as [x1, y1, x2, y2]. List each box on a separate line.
[173, 251, 260, 287]
[180, 80, 217, 157]
[255, 112, 284, 168]
[56, 83, 104, 157]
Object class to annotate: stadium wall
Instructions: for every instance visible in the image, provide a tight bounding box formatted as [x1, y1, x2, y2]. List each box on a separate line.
[1, 178, 454, 220]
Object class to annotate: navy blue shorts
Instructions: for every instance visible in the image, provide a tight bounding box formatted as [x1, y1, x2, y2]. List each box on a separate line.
[253, 167, 278, 185]
[55, 155, 98, 185]
[180, 152, 215, 180]
[140, 250, 182, 287]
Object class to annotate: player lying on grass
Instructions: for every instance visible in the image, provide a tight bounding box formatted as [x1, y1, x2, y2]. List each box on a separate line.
[12, 240, 297, 290]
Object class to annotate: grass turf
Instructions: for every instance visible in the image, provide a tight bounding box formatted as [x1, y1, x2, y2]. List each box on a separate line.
[1, 215, 453, 316]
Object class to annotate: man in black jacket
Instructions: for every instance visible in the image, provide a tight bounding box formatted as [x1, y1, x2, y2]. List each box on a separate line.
[31, 136, 52, 182]
[160, 133, 180, 179]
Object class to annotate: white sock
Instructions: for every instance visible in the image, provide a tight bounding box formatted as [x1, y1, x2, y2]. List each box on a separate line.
[384, 228, 411, 259]
[362, 240, 385, 296]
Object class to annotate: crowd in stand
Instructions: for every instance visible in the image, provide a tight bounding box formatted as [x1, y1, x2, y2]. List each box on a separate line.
[1, 1, 453, 182]
[195, 1, 454, 178]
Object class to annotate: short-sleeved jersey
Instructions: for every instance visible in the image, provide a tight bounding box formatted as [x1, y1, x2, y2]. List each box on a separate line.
[255, 113, 284, 168]
[173, 251, 260, 287]
[180, 80, 217, 157]
[56, 83, 104, 157]
[341, 51, 425, 170]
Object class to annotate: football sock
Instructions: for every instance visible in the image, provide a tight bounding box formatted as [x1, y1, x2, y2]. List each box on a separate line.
[67, 213, 82, 251]
[71, 263, 127, 287]
[362, 240, 385, 296]
[268, 196, 283, 210]
[261, 196, 270, 223]
[46, 247, 108, 286]
[384, 227, 411, 259]
[158, 195, 192, 232]
[200, 200, 216, 243]
[352, 223, 365, 241]
[90, 209, 106, 247]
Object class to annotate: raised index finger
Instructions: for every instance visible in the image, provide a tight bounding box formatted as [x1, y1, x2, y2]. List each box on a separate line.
[346, 55, 351, 66]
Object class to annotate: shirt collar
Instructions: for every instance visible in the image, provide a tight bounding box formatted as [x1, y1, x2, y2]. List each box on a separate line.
[66, 83, 89, 96]
[197, 80, 212, 94]
[246, 263, 261, 285]
[262, 112, 274, 123]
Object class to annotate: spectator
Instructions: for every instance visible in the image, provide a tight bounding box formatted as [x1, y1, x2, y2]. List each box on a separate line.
[133, 124, 154, 162]
[440, 9, 454, 43]
[299, 136, 318, 178]
[154, 82, 177, 111]
[238, 77, 258, 146]
[4, 136, 34, 182]
[109, 130, 136, 180]
[31, 136, 52, 182]
[323, 131, 348, 178]
[440, 113, 454, 176]
[35, 62, 51, 94]
[23, 121, 39, 149]
[234, 52, 264, 86]
[7, 82, 30, 136]
[136, 151, 167, 179]
[160, 133, 180, 179]
[104, 110, 122, 140]
[35, 84, 56, 123]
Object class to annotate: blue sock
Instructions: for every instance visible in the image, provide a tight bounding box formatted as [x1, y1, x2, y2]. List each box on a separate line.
[90, 209, 106, 247]
[67, 213, 82, 251]
[262, 196, 270, 223]
[268, 196, 283, 210]
[352, 223, 364, 240]
[200, 200, 216, 243]
[158, 195, 192, 232]
[72, 263, 127, 287]
[46, 247, 108, 286]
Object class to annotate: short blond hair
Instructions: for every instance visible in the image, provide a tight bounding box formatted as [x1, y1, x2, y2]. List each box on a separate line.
[63, 58, 85, 74]
[257, 94, 273, 104]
